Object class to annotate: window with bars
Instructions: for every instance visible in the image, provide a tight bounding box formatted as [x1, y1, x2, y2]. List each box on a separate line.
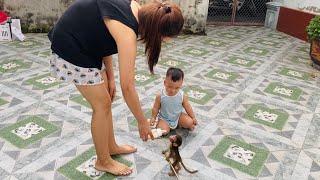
[208, 0, 272, 25]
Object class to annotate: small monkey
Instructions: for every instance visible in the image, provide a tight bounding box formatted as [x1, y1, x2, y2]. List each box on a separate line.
[162, 135, 198, 176]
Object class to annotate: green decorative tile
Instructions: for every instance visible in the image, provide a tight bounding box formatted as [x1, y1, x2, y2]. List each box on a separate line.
[70, 95, 91, 108]
[0, 116, 59, 148]
[208, 137, 269, 177]
[0, 59, 30, 73]
[0, 98, 8, 106]
[8, 40, 43, 49]
[264, 82, 303, 101]
[58, 147, 132, 180]
[183, 86, 216, 105]
[298, 46, 309, 54]
[231, 28, 256, 34]
[243, 47, 269, 56]
[135, 71, 159, 86]
[203, 39, 227, 47]
[290, 56, 310, 64]
[244, 104, 289, 130]
[183, 48, 209, 57]
[162, 41, 174, 49]
[227, 56, 257, 67]
[32, 50, 52, 58]
[25, 73, 61, 90]
[158, 58, 189, 68]
[279, 68, 311, 80]
[267, 33, 287, 40]
[218, 32, 240, 39]
[205, 69, 239, 83]
[256, 39, 280, 47]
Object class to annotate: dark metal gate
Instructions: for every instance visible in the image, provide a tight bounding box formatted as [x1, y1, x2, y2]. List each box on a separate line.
[207, 0, 272, 25]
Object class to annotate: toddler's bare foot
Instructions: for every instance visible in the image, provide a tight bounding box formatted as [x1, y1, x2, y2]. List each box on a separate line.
[95, 158, 132, 176]
[110, 145, 137, 155]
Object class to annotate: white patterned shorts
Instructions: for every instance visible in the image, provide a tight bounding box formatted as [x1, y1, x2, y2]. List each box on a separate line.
[49, 53, 105, 86]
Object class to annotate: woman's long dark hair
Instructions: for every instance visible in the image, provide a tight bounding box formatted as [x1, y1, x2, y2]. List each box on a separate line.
[138, 1, 184, 73]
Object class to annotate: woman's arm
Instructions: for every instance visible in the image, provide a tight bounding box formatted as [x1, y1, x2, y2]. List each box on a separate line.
[104, 19, 153, 140]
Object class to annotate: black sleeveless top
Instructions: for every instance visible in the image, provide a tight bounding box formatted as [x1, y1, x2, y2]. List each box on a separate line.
[48, 0, 138, 70]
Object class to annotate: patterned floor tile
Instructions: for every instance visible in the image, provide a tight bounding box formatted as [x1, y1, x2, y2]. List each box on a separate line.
[303, 114, 320, 148]
[0, 57, 32, 74]
[157, 55, 193, 70]
[191, 64, 255, 92]
[291, 148, 320, 179]
[281, 52, 313, 69]
[264, 62, 320, 88]
[234, 45, 278, 59]
[1, 38, 45, 52]
[169, 44, 220, 61]
[248, 37, 288, 50]
[187, 126, 301, 179]
[260, 30, 292, 41]
[3, 70, 74, 101]
[135, 70, 161, 86]
[58, 147, 132, 180]
[208, 136, 269, 177]
[216, 94, 313, 148]
[0, 58, 46, 86]
[245, 77, 320, 112]
[0, 45, 17, 58]
[0, 84, 38, 122]
[0, 116, 58, 148]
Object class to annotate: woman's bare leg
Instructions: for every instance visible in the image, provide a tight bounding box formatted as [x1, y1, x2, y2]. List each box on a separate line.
[76, 83, 132, 176]
[101, 70, 137, 155]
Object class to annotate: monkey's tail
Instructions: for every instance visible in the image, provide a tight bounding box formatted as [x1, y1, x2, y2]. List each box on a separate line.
[180, 161, 198, 174]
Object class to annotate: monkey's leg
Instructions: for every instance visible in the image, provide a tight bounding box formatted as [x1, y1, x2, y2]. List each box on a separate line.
[176, 163, 181, 171]
[168, 161, 178, 176]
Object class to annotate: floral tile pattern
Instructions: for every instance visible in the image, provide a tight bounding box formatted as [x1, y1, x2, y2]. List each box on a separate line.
[244, 104, 289, 130]
[0, 116, 58, 148]
[58, 147, 132, 180]
[208, 136, 269, 177]
[264, 82, 303, 101]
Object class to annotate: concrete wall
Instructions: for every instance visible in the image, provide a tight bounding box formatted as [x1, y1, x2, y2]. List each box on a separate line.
[283, 0, 320, 15]
[1, 0, 74, 32]
[0, 0, 209, 34]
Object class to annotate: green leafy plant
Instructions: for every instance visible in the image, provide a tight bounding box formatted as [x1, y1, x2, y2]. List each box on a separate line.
[307, 16, 320, 41]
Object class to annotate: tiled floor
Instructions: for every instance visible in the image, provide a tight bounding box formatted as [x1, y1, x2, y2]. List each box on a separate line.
[0, 26, 320, 180]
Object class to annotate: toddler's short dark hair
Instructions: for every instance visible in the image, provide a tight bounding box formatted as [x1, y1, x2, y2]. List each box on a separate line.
[166, 67, 184, 82]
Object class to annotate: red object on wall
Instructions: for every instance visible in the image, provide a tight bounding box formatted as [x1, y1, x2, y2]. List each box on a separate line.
[0, 11, 8, 24]
[277, 7, 315, 41]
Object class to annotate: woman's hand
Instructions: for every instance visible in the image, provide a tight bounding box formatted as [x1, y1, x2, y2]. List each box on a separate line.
[138, 120, 154, 141]
[108, 78, 116, 102]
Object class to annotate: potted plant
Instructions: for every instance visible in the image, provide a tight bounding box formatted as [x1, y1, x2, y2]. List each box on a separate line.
[307, 16, 320, 69]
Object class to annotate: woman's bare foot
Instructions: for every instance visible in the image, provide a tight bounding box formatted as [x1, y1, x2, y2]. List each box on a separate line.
[110, 145, 137, 155]
[95, 158, 132, 176]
